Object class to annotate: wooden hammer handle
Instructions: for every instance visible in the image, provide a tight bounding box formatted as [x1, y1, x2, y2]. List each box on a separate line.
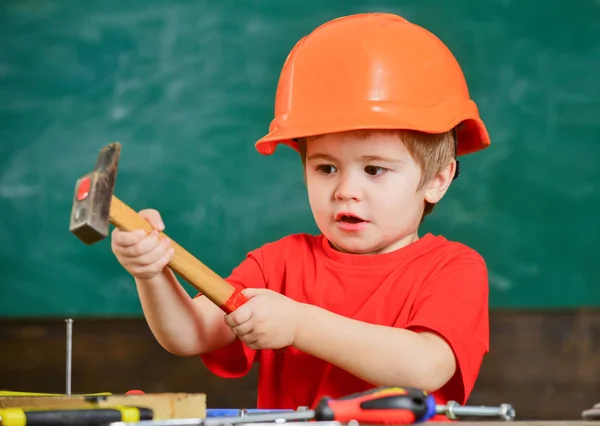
[109, 195, 248, 314]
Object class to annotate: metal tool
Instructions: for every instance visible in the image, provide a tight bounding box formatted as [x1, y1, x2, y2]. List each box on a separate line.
[109, 412, 313, 426]
[206, 411, 313, 424]
[437, 400, 516, 421]
[582, 402, 600, 420]
[65, 318, 73, 396]
[111, 406, 312, 426]
[221, 423, 341, 426]
[111, 421, 339, 426]
[206, 408, 308, 418]
[69, 142, 249, 314]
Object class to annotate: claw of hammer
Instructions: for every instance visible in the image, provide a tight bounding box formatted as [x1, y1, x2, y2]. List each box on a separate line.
[69, 142, 249, 314]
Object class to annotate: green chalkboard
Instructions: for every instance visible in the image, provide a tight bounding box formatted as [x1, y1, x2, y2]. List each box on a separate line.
[1, 0, 599, 317]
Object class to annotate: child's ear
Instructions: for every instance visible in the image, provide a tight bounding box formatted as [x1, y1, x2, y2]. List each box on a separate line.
[424, 159, 457, 204]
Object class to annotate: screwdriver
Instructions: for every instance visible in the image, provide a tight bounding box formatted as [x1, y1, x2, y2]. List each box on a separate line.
[211, 387, 432, 424]
[110, 387, 435, 426]
[315, 388, 516, 422]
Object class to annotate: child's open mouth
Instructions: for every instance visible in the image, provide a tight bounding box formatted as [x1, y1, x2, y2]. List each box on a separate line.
[335, 213, 369, 231]
[338, 215, 364, 223]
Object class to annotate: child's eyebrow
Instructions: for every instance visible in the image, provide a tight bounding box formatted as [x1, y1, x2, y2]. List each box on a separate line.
[306, 153, 337, 162]
[306, 153, 403, 163]
[361, 155, 403, 163]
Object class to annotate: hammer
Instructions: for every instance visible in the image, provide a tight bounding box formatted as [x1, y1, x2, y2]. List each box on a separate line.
[69, 142, 249, 314]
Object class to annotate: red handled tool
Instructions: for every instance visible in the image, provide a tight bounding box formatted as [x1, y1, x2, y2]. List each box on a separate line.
[313, 386, 435, 424]
[312, 387, 515, 423]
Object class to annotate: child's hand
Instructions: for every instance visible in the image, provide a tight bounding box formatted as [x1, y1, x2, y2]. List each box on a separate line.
[111, 209, 174, 280]
[224, 289, 303, 350]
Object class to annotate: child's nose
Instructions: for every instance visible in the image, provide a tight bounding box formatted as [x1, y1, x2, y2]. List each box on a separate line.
[334, 174, 363, 201]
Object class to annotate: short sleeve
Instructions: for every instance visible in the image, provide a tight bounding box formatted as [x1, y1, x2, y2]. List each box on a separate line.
[199, 249, 267, 378]
[405, 251, 489, 404]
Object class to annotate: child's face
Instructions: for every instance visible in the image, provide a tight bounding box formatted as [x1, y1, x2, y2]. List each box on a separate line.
[304, 131, 430, 255]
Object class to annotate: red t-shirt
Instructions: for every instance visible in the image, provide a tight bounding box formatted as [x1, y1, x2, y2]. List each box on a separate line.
[199, 232, 489, 410]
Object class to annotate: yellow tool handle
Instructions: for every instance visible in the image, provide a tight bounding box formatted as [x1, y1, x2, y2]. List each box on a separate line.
[0, 392, 111, 397]
[0, 406, 151, 426]
[109, 196, 249, 314]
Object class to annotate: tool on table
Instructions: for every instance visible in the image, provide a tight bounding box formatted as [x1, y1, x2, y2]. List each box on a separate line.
[0, 406, 153, 426]
[206, 409, 303, 418]
[210, 423, 340, 426]
[436, 400, 515, 421]
[69, 142, 249, 314]
[65, 318, 73, 397]
[112, 422, 338, 426]
[110, 387, 433, 426]
[110, 386, 516, 426]
[582, 402, 600, 420]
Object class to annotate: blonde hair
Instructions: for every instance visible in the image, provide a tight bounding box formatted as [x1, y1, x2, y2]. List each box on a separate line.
[297, 128, 456, 221]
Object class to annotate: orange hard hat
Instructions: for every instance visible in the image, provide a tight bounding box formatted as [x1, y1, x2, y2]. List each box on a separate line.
[255, 13, 490, 157]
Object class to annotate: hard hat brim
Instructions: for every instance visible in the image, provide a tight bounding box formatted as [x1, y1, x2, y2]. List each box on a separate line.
[255, 97, 491, 157]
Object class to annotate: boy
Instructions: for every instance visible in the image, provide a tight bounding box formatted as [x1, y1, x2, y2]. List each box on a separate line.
[111, 13, 491, 410]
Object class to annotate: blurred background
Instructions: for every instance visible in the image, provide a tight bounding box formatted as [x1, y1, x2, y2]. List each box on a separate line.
[1, 0, 599, 420]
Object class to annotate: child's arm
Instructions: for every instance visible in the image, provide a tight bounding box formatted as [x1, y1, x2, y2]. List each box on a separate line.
[293, 253, 488, 395]
[134, 268, 236, 356]
[227, 288, 459, 390]
[293, 306, 455, 391]
[111, 208, 236, 356]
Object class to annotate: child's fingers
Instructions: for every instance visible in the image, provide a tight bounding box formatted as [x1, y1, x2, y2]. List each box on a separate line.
[138, 209, 165, 231]
[156, 245, 175, 270]
[239, 334, 260, 349]
[224, 304, 253, 328]
[231, 321, 254, 337]
[119, 232, 168, 260]
[111, 228, 147, 247]
[125, 241, 172, 278]
[129, 237, 171, 266]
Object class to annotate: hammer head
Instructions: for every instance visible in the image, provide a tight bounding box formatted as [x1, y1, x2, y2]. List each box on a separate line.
[69, 142, 121, 245]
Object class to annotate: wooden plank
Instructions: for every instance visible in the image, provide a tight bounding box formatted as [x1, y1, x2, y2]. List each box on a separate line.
[0, 393, 206, 420]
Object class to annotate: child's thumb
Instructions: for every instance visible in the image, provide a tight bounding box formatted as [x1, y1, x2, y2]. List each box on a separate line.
[241, 287, 265, 298]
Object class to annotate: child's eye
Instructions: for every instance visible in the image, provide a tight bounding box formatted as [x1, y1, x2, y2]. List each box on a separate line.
[316, 164, 337, 174]
[364, 165, 387, 176]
